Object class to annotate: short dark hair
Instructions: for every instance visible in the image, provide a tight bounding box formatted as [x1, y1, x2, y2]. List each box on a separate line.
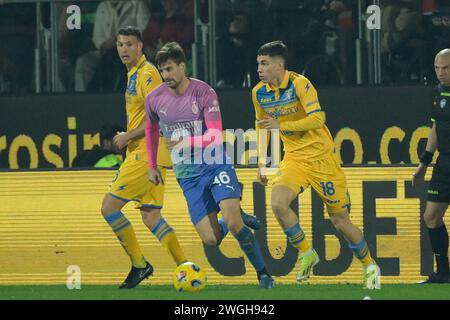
[100, 124, 124, 145]
[257, 40, 288, 66]
[117, 26, 142, 41]
[155, 42, 187, 66]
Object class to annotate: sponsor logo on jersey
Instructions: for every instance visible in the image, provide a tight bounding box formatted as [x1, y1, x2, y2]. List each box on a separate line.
[440, 98, 447, 109]
[208, 106, 220, 113]
[267, 104, 298, 118]
[163, 120, 203, 139]
[208, 99, 220, 112]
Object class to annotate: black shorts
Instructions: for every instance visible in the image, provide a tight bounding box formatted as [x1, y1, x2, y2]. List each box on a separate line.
[427, 155, 450, 203]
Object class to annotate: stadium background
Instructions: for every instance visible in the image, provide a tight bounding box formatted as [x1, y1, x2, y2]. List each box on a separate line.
[1, 86, 450, 284]
[1, 0, 450, 289]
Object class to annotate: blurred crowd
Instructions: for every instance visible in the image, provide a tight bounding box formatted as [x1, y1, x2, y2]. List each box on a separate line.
[215, 0, 450, 88]
[58, 0, 195, 92]
[0, 0, 449, 95]
[0, 0, 195, 94]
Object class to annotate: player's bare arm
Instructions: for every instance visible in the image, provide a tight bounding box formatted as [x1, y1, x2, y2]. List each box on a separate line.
[255, 120, 270, 186]
[257, 167, 268, 186]
[113, 121, 146, 149]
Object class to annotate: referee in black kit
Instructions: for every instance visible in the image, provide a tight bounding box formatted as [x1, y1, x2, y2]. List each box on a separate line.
[413, 48, 450, 284]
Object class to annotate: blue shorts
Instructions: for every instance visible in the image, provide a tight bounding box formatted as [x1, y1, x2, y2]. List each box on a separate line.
[177, 164, 241, 225]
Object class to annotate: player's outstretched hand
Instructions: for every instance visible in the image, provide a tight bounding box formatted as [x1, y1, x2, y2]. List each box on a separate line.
[412, 163, 427, 188]
[148, 168, 164, 185]
[257, 167, 268, 186]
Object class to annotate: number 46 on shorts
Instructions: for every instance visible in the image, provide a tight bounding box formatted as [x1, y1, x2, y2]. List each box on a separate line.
[214, 171, 231, 185]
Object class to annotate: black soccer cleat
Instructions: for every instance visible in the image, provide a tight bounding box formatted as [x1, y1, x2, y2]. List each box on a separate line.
[417, 272, 449, 284]
[241, 210, 261, 230]
[119, 262, 154, 289]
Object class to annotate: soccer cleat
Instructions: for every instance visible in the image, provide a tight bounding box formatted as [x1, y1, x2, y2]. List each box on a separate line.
[241, 210, 261, 230]
[296, 249, 320, 282]
[363, 263, 381, 289]
[119, 261, 154, 289]
[417, 272, 449, 284]
[258, 274, 275, 289]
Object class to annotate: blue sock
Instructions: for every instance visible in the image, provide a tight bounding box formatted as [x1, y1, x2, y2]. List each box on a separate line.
[233, 226, 265, 274]
[150, 218, 173, 241]
[218, 218, 229, 240]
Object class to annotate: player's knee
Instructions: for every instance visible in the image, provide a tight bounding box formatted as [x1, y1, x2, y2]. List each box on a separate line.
[329, 215, 347, 232]
[100, 199, 113, 217]
[141, 209, 162, 229]
[424, 211, 442, 228]
[424, 212, 432, 227]
[202, 235, 220, 246]
[271, 201, 289, 217]
[227, 220, 243, 235]
[101, 194, 125, 217]
[220, 199, 240, 215]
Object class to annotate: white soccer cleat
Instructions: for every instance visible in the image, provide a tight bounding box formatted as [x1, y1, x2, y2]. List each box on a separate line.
[296, 249, 320, 282]
[363, 264, 381, 289]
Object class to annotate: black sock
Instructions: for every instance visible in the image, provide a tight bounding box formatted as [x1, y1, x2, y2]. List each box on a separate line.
[428, 224, 449, 275]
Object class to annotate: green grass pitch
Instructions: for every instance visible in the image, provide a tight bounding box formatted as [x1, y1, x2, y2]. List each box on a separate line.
[0, 284, 449, 300]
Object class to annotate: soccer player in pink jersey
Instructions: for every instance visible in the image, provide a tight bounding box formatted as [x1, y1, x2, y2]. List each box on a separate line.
[144, 42, 274, 288]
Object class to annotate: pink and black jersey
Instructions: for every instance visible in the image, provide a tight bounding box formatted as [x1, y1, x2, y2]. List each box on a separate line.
[145, 78, 225, 178]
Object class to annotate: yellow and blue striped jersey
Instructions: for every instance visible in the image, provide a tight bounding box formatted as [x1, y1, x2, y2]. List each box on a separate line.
[252, 71, 334, 161]
[125, 54, 171, 166]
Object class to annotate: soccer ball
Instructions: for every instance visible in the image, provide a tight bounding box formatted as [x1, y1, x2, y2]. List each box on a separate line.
[173, 261, 207, 293]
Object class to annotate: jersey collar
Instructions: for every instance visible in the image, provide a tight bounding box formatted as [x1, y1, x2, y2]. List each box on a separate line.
[128, 54, 147, 75]
[265, 70, 290, 92]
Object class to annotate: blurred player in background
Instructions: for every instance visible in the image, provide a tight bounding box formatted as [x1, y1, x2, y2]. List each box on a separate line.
[72, 123, 124, 168]
[253, 40, 380, 289]
[145, 42, 274, 288]
[100, 26, 187, 289]
[413, 48, 450, 284]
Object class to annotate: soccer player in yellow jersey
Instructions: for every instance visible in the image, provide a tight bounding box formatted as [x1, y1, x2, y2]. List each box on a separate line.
[100, 26, 187, 289]
[252, 41, 381, 289]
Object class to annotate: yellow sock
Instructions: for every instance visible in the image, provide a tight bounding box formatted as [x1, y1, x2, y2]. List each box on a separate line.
[151, 218, 187, 265]
[296, 237, 312, 254]
[360, 251, 373, 267]
[160, 232, 188, 265]
[349, 239, 374, 267]
[104, 211, 146, 268]
[284, 223, 312, 254]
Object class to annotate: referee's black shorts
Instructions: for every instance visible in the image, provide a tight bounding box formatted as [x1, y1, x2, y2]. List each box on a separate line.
[427, 155, 450, 203]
